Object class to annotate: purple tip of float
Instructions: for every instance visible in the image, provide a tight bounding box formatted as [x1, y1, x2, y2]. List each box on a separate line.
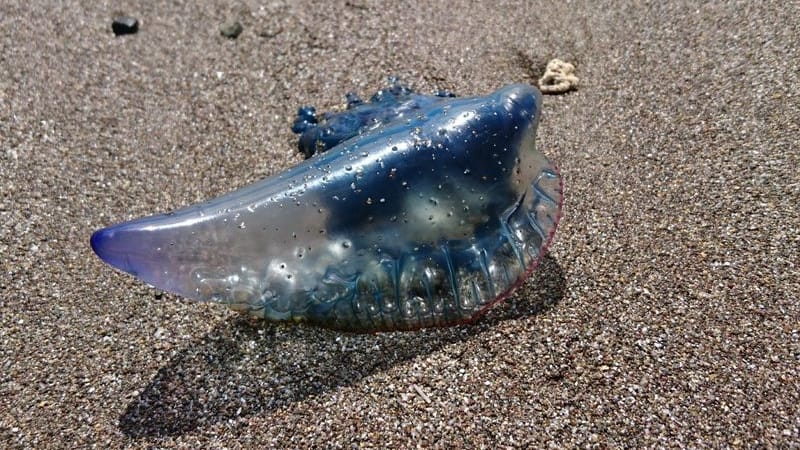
[90, 224, 150, 279]
[90, 222, 160, 279]
[90, 214, 205, 301]
[91, 226, 128, 272]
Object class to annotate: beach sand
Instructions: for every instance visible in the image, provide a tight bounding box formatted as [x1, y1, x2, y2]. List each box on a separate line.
[1, 1, 798, 447]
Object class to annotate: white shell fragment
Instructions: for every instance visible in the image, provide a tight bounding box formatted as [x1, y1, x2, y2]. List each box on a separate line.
[538, 59, 579, 94]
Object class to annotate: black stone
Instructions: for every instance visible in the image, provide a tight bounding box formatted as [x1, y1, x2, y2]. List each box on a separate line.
[112, 16, 139, 36]
[220, 20, 243, 39]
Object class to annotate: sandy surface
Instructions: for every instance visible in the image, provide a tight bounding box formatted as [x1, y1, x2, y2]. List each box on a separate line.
[2, 0, 799, 448]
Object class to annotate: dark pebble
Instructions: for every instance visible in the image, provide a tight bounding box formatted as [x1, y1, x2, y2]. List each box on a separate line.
[112, 16, 139, 36]
[220, 21, 243, 39]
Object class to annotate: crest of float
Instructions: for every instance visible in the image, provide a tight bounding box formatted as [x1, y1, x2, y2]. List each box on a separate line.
[91, 81, 563, 331]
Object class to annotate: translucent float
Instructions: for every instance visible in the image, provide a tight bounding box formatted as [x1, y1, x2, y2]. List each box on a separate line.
[91, 80, 563, 331]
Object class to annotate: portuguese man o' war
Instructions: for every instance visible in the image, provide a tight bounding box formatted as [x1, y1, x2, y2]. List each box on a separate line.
[91, 79, 563, 332]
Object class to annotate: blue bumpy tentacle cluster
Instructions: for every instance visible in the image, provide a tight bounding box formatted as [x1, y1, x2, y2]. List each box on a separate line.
[291, 77, 455, 158]
[91, 78, 563, 332]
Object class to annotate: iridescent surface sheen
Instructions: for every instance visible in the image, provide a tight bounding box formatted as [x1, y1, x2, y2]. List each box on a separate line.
[91, 82, 563, 331]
